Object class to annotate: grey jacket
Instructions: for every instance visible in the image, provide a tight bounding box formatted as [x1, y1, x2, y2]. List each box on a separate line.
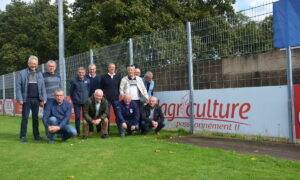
[16, 68, 47, 102]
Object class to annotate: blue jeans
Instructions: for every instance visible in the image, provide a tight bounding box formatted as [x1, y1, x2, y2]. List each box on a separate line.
[116, 119, 139, 135]
[141, 121, 165, 133]
[20, 98, 40, 138]
[73, 103, 84, 135]
[47, 117, 77, 141]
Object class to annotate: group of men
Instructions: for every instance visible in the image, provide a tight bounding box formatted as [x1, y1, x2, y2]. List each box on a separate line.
[16, 55, 165, 144]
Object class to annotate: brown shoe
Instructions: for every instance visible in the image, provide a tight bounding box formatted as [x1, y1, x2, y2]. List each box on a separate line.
[155, 132, 160, 135]
[88, 132, 94, 136]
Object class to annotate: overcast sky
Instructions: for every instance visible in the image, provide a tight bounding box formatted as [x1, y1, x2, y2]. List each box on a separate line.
[0, 0, 266, 12]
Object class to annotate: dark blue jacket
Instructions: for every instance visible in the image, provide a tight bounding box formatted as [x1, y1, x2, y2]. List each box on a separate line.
[100, 74, 121, 101]
[70, 77, 90, 104]
[116, 100, 139, 125]
[42, 99, 72, 128]
[85, 74, 101, 96]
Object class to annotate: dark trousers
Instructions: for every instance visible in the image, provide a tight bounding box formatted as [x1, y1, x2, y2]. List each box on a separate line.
[107, 100, 119, 134]
[133, 100, 143, 131]
[73, 103, 84, 135]
[141, 121, 165, 133]
[44, 98, 54, 137]
[20, 98, 40, 138]
[116, 119, 139, 135]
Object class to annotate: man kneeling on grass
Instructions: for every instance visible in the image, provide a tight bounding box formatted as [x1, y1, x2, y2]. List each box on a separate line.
[42, 89, 77, 144]
[82, 89, 109, 140]
[141, 96, 165, 135]
[116, 94, 139, 137]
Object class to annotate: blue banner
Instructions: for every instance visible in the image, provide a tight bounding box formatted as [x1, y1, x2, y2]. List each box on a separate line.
[273, 0, 300, 48]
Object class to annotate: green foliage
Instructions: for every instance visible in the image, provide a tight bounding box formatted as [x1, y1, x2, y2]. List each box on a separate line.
[0, 0, 59, 74]
[1, 116, 300, 180]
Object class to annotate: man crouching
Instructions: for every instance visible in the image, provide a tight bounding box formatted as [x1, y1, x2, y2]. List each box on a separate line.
[82, 89, 109, 140]
[42, 89, 77, 144]
[141, 96, 165, 135]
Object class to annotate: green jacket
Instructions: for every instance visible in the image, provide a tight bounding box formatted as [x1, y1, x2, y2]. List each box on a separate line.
[84, 95, 108, 123]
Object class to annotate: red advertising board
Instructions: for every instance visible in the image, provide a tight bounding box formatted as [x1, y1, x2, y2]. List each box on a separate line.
[0, 100, 2, 113]
[293, 85, 300, 139]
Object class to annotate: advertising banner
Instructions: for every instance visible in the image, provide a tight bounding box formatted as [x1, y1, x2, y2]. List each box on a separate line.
[156, 86, 290, 138]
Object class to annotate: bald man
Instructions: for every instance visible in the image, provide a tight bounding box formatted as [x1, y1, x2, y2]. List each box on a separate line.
[116, 94, 140, 137]
[83, 89, 109, 139]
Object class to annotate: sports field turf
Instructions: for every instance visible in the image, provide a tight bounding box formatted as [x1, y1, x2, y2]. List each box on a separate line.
[1, 115, 300, 180]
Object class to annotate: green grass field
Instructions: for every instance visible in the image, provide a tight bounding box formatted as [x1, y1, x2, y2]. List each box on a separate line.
[1, 115, 300, 180]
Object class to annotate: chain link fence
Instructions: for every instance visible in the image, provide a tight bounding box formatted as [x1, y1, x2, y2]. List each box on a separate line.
[0, 0, 296, 109]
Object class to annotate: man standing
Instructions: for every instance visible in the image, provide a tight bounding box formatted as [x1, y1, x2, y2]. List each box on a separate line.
[116, 94, 139, 137]
[70, 67, 90, 136]
[83, 89, 109, 139]
[143, 71, 155, 97]
[86, 64, 102, 135]
[141, 96, 165, 135]
[16, 55, 47, 143]
[120, 65, 149, 108]
[100, 63, 121, 133]
[43, 89, 77, 144]
[135, 68, 141, 77]
[43, 60, 61, 102]
[43, 60, 61, 137]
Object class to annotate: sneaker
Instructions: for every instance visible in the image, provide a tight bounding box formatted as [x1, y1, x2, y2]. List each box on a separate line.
[120, 133, 125, 138]
[155, 132, 160, 135]
[81, 136, 88, 140]
[48, 140, 55, 144]
[129, 130, 136, 135]
[88, 132, 94, 136]
[35, 136, 44, 141]
[20, 136, 27, 143]
[101, 134, 109, 139]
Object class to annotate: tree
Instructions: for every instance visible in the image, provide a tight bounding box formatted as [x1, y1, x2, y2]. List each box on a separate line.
[0, 0, 59, 74]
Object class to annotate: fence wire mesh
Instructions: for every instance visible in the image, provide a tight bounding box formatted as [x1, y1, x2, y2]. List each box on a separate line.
[65, 51, 90, 96]
[4, 73, 14, 99]
[0, 0, 297, 99]
[133, 25, 188, 91]
[93, 42, 129, 77]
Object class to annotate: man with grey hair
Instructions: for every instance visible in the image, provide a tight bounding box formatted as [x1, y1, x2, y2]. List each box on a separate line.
[143, 71, 155, 97]
[16, 55, 47, 143]
[43, 89, 77, 144]
[141, 96, 165, 135]
[85, 64, 102, 136]
[82, 89, 109, 139]
[70, 67, 90, 136]
[43, 60, 61, 137]
[116, 93, 140, 137]
[43, 60, 61, 104]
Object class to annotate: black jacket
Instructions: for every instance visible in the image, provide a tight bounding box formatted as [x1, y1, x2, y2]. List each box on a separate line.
[142, 104, 164, 124]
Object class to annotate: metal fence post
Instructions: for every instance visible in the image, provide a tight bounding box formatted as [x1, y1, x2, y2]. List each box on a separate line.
[2, 75, 5, 115]
[58, 0, 66, 93]
[187, 22, 195, 134]
[286, 46, 296, 143]
[89, 49, 94, 65]
[42, 64, 45, 73]
[129, 38, 134, 65]
[13, 72, 16, 116]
